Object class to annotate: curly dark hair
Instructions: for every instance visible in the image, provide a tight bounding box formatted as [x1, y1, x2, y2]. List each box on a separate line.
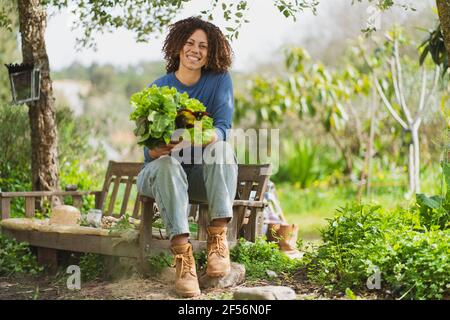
[162, 16, 233, 73]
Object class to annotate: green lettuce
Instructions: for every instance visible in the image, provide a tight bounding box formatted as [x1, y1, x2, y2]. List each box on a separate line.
[130, 85, 214, 149]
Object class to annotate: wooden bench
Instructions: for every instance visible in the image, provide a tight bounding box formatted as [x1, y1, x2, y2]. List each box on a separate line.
[0, 161, 271, 274]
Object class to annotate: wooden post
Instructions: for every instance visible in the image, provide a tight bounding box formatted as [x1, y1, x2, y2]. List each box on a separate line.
[245, 208, 265, 242]
[197, 204, 209, 241]
[25, 197, 36, 217]
[1, 197, 11, 220]
[138, 197, 154, 277]
[37, 247, 58, 274]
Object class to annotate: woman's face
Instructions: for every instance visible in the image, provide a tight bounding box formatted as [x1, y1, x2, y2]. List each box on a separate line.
[178, 29, 208, 72]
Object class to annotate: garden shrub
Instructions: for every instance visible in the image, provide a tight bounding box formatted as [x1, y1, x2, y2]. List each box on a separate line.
[0, 104, 32, 217]
[78, 253, 105, 282]
[230, 237, 303, 280]
[0, 233, 42, 276]
[147, 252, 172, 276]
[304, 203, 449, 299]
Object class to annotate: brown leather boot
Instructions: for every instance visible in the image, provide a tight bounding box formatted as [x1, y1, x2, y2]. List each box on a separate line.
[171, 242, 201, 297]
[206, 226, 231, 277]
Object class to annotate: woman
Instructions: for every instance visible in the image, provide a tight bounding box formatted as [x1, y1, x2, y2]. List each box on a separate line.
[136, 16, 238, 297]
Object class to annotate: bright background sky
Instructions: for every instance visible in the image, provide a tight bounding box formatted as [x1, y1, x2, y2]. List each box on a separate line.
[45, 0, 434, 72]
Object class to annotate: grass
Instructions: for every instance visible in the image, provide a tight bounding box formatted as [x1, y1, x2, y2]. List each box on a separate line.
[279, 165, 443, 242]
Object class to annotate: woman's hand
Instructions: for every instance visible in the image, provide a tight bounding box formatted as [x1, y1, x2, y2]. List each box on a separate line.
[148, 142, 180, 159]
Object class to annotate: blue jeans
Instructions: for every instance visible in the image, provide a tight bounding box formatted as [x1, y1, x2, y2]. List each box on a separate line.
[136, 141, 238, 240]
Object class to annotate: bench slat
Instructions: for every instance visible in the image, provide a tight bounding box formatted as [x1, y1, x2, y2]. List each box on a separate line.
[107, 176, 121, 216]
[25, 197, 35, 218]
[120, 176, 134, 217]
[1, 197, 11, 220]
[132, 193, 141, 218]
[0, 191, 95, 197]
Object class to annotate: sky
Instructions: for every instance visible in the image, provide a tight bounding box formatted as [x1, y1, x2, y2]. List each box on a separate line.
[44, 0, 434, 72]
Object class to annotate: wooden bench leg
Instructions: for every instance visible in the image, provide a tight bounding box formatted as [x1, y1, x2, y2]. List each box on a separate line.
[197, 204, 209, 241]
[244, 208, 265, 242]
[138, 198, 154, 277]
[37, 247, 58, 274]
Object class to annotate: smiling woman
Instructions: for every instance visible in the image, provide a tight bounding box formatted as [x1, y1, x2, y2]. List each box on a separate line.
[135, 16, 237, 298]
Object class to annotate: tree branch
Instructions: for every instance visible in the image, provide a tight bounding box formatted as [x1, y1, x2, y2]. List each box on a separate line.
[374, 77, 408, 130]
[414, 65, 440, 129]
[393, 39, 413, 125]
[389, 58, 404, 110]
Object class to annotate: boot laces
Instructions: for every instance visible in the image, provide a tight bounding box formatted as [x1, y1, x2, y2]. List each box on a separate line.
[208, 232, 227, 258]
[172, 249, 196, 278]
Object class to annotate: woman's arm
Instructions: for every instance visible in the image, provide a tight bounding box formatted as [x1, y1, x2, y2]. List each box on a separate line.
[210, 72, 234, 142]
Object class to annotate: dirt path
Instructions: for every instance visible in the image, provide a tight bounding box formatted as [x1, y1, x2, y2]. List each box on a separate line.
[0, 269, 332, 300]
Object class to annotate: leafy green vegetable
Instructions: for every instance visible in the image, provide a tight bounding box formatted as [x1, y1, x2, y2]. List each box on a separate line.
[130, 85, 214, 149]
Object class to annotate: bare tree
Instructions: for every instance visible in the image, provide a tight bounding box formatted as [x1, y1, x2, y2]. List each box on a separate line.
[374, 37, 440, 194]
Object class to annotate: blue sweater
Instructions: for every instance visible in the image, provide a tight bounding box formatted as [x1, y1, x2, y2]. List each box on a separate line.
[143, 70, 234, 163]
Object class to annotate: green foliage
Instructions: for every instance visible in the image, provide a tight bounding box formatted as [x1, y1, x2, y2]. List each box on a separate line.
[272, 139, 343, 188]
[194, 249, 208, 270]
[147, 252, 172, 276]
[0, 102, 103, 216]
[0, 104, 32, 216]
[41, 0, 189, 49]
[414, 161, 450, 230]
[78, 253, 105, 282]
[0, 233, 43, 276]
[59, 160, 96, 214]
[230, 237, 303, 280]
[108, 213, 134, 234]
[0, 2, 19, 102]
[304, 203, 450, 299]
[419, 24, 448, 74]
[130, 85, 214, 148]
[415, 193, 449, 230]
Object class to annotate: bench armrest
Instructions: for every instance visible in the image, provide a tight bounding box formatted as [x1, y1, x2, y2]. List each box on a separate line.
[0, 191, 98, 197]
[0, 190, 103, 220]
[233, 200, 266, 208]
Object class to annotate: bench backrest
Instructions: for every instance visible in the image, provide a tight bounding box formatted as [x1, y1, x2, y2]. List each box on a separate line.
[99, 161, 271, 217]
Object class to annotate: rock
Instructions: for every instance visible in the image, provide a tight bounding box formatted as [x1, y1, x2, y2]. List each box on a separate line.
[198, 262, 245, 289]
[49, 205, 81, 226]
[233, 286, 297, 300]
[266, 270, 278, 278]
[284, 250, 304, 260]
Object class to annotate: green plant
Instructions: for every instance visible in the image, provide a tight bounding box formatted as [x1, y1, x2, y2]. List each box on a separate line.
[304, 203, 450, 299]
[0, 103, 32, 217]
[147, 252, 172, 276]
[0, 103, 104, 217]
[272, 139, 343, 188]
[413, 161, 450, 230]
[59, 160, 96, 214]
[194, 249, 207, 270]
[0, 233, 43, 276]
[78, 253, 105, 282]
[272, 139, 319, 188]
[108, 213, 134, 234]
[230, 237, 303, 280]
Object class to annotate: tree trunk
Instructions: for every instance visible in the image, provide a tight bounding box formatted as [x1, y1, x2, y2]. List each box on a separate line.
[437, 0, 450, 57]
[408, 142, 415, 194]
[17, 0, 60, 201]
[366, 88, 378, 198]
[357, 87, 377, 200]
[411, 128, 420, 193]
